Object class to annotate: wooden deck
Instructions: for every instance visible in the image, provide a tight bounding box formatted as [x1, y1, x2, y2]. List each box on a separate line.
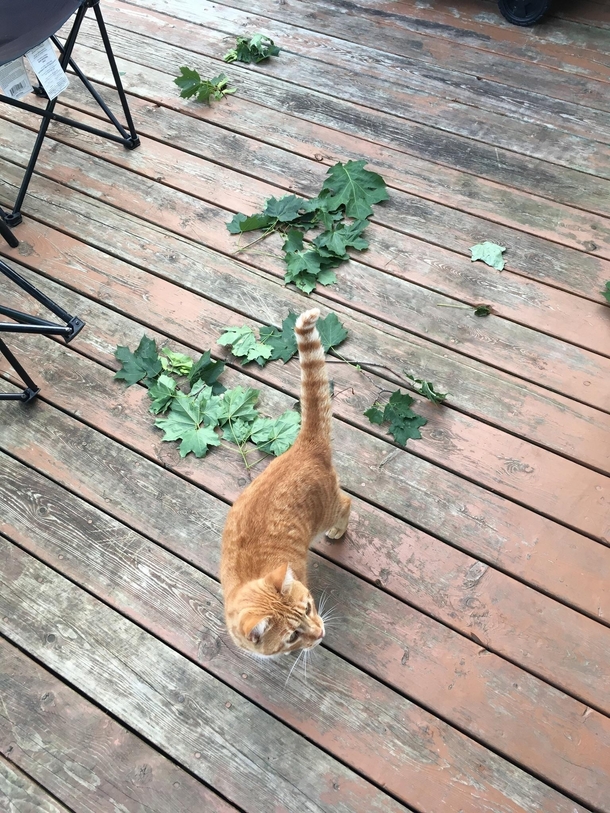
[1, 0, 609, 810]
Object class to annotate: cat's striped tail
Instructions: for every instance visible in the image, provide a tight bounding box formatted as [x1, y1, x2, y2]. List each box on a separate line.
[294, 309, 332, 444]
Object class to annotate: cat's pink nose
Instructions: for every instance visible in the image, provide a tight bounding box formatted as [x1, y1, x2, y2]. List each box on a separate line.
[317, 628, 325, 640]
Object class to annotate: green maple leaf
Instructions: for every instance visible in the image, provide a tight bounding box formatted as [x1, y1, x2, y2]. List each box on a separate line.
[207, 73, 236, 103]
[177, 426, 222, 457]
[387, 413, 427, 445]
[364, 405, 384, 425]
[314, 206, 345, 229]
[218, 386, 260, 424]
[470, 242, 506, 271]
[223, 417, 253, 445]
[188, 350, 226, 393]
[148, 374, 178, 414]
[226, 212, 274, 234]
[174, 67, 235, 105]
[226, 163, 387, 294]
[317, 312, 348, 352]
[160, 348, 193, 376]
[383, 391, 427, 445]
[320, 160, 388, 219]
[282, 229, 304, 253]
[283, 238, 342, 293]
[602, 281, 610, 304]
[365, 389, 427, 446]
[259, 312, 298, 362]
[224, 33, 280, 64]
[218, 325, 273, 365]
[248, 33, 281, 59]
[284, 248, 325, 294]
[313, 219, 369, 257]
[114, 336, 162, 387]
[316, 268, 338, 287]
[405, 375, 448, 404]
[174, 66, 204, 99]
[187, 383, 225, 425]
[155, 391, 222, 458]
[251, 410, 301, 456]
[264, 195, 310, 222]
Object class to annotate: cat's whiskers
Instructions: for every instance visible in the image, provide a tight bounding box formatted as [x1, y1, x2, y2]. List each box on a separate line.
[321, 606, 344, 628]
[303, 647, 310, 683]
[316, 590, 329, 616]
[285, 649, 304, 687]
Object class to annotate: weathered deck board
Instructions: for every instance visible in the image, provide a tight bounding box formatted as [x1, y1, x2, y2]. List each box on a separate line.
[553, 0, 610, 28]
[0, 459, 605, 811]
[90, 5, 610, 178]
[199, 0, 610, 109]
[0, 641, 238, 813]
[0, 540, 417, 813]
[1, 369, 608, 692]
[8, 100, 610, 353]
[0, 757, 72, 813]
[55, 50, 610, 272]
[128, 0, 610, 145]
[68, 12, 610, 215]
[3, 538, 593, 813]
[1, 295, 609, 714]
[352, 0, 610, 76]
[3, 209, 609, 485]
[53, 77, 610, 269]
[3, 135, 610, 418]
[3, 255, 610, 548]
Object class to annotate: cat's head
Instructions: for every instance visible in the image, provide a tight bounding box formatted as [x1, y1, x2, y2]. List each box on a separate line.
[226, 564, 325, 656]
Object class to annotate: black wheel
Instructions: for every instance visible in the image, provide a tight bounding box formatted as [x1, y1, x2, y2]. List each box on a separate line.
[498, 0, 551, 25]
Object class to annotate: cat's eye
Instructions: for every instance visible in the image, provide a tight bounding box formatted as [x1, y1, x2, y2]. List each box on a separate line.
[287, 630, 300, 643]
[305, 602, 312, 616]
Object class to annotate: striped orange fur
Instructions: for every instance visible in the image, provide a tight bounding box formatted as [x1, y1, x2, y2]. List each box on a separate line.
[220, 309, 351, 656]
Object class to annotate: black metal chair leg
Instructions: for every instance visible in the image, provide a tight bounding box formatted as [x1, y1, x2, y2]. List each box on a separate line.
[0, 258, 85, 402]
[0, 337, 40, 401]
[0, 211, 19, 247]
[8, 2, 89, 224]
[90, 0, 140, 149]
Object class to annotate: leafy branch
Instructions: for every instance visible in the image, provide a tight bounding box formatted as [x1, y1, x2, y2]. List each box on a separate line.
[602, 281, 610, 304]
[363, 377, 448, 446]
[227, 160, 388, 293]
[224, 34, 280, 64]
[365, 390, 427, 446]
[218, 312, 348, 365]
[114, 335, 300, 466]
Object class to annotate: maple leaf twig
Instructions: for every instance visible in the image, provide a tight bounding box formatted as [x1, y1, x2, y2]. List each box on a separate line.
[234, 227, 277, 254]
[327, 356, 412, 387]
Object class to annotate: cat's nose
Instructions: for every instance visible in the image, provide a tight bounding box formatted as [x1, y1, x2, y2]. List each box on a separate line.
[316, 628, 325, 640]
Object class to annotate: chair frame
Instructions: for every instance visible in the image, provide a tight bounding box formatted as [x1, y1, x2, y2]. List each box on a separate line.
[0, 259, 84, 402]
[0, 0, 140, 238]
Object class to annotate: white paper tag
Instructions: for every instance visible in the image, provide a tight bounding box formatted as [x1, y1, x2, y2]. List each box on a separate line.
[26, 39, 69, 100]
[0, 58, 33, 100]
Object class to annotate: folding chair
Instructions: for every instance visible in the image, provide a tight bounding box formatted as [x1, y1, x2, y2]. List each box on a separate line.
[0, 0, 140, 245]
[0, 1, 140, 399]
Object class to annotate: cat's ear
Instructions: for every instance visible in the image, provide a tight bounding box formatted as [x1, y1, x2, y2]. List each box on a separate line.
[266, 564, 294, 595]
[243, 615, 269, 644]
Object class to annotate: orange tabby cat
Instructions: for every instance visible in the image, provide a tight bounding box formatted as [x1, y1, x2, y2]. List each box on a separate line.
[220, 308, 351, 657]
